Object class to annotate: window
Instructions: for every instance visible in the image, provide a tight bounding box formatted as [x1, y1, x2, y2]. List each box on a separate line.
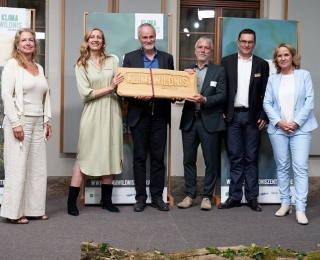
[179, 0, 259, 68]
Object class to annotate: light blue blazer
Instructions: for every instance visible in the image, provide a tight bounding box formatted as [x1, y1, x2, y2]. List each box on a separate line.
[263, 69, 318, 134]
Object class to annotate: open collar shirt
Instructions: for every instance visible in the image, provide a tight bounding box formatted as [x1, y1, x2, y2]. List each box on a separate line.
[234, 53, 252, 108]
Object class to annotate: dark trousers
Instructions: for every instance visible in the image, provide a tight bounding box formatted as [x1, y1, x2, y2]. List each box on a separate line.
[131, 108, 167, 202]
[182, 116, 220, 200]
[226, 110, 261, 201]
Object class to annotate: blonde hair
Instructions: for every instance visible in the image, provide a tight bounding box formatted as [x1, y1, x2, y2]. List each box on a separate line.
[76, 28, 108, 71]
[12, 28, 39, 68]
[273, 43, 301, 74]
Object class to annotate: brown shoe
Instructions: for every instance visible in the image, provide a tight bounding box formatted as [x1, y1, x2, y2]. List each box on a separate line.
[177, 196, 197, 208]
[6, 217, 29, 224]
[200, 198, 212, 210]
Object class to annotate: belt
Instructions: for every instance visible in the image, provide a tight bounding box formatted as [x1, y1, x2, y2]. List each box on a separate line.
[194, 110, 201, 116]
[234, 106, 249, 112]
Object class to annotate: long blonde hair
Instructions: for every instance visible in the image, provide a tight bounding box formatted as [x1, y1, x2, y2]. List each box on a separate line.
[12, 28, 39, 68]
[76, 28, 108, 71]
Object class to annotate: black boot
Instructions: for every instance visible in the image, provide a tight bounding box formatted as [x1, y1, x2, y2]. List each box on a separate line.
[67, 186, 80, 216]
[101, 184, 120, 213]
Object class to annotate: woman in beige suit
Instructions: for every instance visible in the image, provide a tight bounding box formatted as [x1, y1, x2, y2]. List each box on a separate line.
[1, 28, 52, 224]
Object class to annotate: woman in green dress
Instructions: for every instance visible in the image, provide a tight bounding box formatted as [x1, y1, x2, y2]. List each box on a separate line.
[67, 28, 124, 216]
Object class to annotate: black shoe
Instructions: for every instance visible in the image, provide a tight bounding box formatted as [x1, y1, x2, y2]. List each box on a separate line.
[151, 199, 169, 211]
[67, 202, 79, 216]
[247, 198, 262, 212]
[217, 197, 241, 209]
[102, 204, 120, 213]
[133, 200, 146, 212]
[101, 184, 120, 213]
[67, 186, 80, 216]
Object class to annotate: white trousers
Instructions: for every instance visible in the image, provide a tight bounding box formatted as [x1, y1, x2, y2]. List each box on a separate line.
[1, 116, 47, 219]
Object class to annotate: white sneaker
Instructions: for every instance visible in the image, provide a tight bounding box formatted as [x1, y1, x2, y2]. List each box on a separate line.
[200, 198, 212, 210]
[177, 196, 197, 208]
[296, 210, 308, 225]
[275, 205, 292, 217]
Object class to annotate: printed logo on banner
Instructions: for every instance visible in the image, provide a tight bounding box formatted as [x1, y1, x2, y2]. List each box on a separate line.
[135, 13, 164, 39]
[0, 7, 26, 34]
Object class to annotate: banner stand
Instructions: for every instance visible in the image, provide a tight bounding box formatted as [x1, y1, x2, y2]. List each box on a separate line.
[72, 12, 173, 206]
[216, 17, 299, 204]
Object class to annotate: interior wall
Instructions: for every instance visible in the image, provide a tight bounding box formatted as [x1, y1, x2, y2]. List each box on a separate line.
[119, 0, 161, 12]
[287, 0, 320, 175]
[62, 0, 109, 152]
[267, 0, 284, 19]
[47, 0, 75, 177]
[165, 0, 186, 177]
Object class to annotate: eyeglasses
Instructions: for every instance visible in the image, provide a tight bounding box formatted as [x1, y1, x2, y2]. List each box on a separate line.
[238, 40, 255, 45]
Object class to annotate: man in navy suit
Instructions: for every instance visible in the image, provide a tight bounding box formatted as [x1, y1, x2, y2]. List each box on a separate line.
[218, 28, 269, 212]
[177, 36, 226, 210]
[123, 23, 174, 212]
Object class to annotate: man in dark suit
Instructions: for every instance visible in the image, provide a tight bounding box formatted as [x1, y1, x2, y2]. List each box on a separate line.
[123, 23, 173, 212]
[218, 28, 269, 212]
[177, 36, 226, 210]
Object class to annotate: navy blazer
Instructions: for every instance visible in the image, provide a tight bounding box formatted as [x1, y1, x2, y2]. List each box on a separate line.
[221, 53, 270, 127]
[263, 69, 318, 134]
[180, 62, 227, 133]
[122, 49, 174, 127]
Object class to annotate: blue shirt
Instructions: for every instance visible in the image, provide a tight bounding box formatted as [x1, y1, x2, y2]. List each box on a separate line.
[141, 47, 159, 68]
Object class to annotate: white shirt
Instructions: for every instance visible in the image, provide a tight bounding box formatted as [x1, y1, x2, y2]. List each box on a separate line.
[23, 69, 49, 116]
[234, 53, 252, 108]
[279, 74, 295, 123]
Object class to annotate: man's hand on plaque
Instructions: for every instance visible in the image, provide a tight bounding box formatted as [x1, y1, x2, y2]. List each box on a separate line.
[186, 94, 205, 104]
[184, 68, 196, 75]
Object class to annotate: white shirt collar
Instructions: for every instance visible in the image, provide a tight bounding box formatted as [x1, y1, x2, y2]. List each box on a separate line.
[238, 52, 253, 61]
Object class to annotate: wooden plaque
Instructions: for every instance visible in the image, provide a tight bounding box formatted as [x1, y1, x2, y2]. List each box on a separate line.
[116, 67, 197, 99]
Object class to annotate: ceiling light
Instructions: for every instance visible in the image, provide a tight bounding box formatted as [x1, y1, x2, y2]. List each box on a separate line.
[198, 9, 215, 20]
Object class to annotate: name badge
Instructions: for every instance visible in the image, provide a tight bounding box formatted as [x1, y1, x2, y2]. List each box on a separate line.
[254, 73, 261, 77]
[210, 81, 217, 87]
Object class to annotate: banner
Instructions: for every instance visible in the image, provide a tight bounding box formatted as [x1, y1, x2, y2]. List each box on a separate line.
[82, 13, 170, 204]
[220, 18, 298, 203]
[0, 7, 29, 204]
[0, 7, 28, 65]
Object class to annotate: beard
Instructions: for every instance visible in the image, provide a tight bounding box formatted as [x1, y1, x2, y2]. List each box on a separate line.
[142, 43, 155, 50]
[195, 53, 210, 62]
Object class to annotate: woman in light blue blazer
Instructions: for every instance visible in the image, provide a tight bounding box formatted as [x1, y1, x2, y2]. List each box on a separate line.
[263, 43, 318, 225]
